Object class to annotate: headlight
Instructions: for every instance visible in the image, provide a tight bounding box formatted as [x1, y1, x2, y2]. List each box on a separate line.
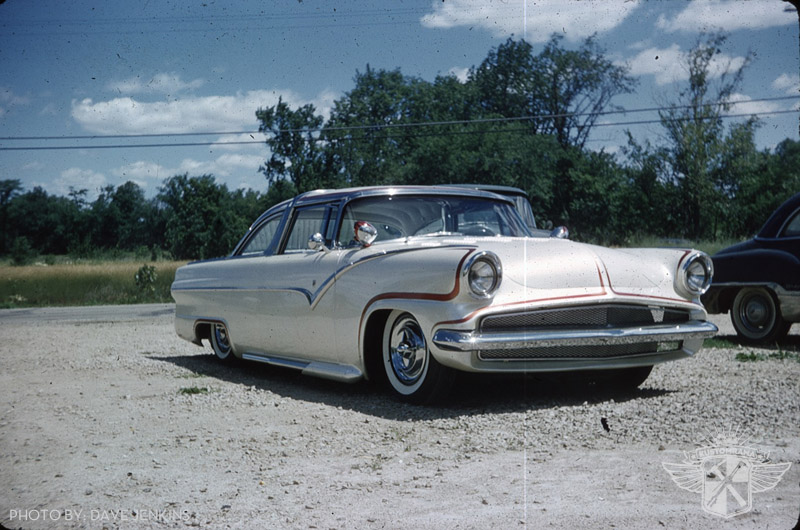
[463, 251, 502, 298]
[677, 251, 713, 298]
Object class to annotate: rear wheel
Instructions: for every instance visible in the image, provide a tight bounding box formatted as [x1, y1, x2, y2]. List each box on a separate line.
[382, 311, 454, 404]
[210, 322, 235, 362]
[731, 287, 790, 344]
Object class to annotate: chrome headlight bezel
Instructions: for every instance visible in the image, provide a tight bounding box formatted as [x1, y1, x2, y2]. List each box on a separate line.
[463, 251, 502, 299]
[676, 251, 714, 298]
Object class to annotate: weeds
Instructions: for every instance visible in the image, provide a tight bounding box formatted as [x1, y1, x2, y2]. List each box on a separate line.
[178, 386, 210, 395]
[735, 349, 800, 363]
[703, 337, 739, 349]
[0, 260, 184, 308]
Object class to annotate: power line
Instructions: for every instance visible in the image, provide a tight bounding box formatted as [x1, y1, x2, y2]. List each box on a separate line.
[1, 108, 797, 151]
[2, 95, 798, 143]
[2, 7, 439, 37]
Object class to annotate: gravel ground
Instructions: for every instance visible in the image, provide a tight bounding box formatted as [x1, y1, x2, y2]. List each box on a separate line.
[1, 305, 798, 529]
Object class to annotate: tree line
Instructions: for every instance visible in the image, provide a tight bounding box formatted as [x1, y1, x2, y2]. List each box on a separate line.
[2, 33, 799, 263]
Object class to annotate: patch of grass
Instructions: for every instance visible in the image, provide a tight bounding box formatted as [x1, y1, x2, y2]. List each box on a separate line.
[0, 260, 185, 308]
[735, 352, 767, 362]
[704, 337, 739, 349]
[735, 349, 800, 363]
[617, 236, 740, 256]
[178, 386, 209, 395]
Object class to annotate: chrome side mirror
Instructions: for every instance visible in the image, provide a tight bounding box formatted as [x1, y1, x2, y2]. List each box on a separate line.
[549, 226, 569, 239]
[308, 233, 330, 252]
[354, 221, 378, 248]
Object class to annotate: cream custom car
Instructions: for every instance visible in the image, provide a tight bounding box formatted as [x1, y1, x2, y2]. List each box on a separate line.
[171, 186, 718, 403]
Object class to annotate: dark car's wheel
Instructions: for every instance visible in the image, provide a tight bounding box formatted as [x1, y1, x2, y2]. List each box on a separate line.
[382, 311, 454, 404]
[731, 287, 790, 344]
[210, 322, 235, 362]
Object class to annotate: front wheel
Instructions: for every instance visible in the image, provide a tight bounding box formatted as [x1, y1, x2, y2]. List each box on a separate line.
[210, 322, 235, 362]
[382, 311, 454, 404]
[731, 287, 790, 344]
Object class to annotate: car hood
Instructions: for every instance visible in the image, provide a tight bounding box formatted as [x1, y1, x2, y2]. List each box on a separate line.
[434, 236, 690, 306]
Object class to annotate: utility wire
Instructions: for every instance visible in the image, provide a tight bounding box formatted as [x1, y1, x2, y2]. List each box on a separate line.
[1, 108, 797, 151]
[2, 95, 798, 143]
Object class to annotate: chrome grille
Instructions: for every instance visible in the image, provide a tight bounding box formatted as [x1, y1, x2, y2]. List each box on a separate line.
[478, 343, 659, 361]
[480, 304, 690, 332]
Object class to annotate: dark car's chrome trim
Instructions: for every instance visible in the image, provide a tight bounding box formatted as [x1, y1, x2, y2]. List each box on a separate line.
[432, 320, 718, 353]
[706, 282, 800, 320]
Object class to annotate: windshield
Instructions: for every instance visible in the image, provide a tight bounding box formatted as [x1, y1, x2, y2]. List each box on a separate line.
[338, 195, 531, 245]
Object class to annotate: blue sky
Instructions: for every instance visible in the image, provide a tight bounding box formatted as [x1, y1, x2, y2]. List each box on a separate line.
[1, 0, 798, 200]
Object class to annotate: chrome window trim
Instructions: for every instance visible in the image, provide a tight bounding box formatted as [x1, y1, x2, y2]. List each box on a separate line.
[777, 206, 800, 238]
[231, 206, 289, 258]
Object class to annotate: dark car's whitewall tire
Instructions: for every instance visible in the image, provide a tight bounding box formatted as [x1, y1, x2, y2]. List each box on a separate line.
[210, 322, 235, 362]
[731, 287, 790, 344]
[382, 311, 454, 404]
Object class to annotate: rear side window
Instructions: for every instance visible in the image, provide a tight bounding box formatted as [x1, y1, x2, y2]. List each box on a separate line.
[782, 210, 800, 238]
[239, 215, 282, 256]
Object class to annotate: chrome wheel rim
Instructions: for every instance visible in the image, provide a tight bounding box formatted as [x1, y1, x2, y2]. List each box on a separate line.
[213, 323, 232, 358]
[388, 316, 427, 385]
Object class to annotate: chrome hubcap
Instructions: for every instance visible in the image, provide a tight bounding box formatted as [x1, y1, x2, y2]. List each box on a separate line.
[745, 299, 768, 326]
[214, 324, 232, 355]
[740, 294, 772, 331]
[389, 317, 427, 385]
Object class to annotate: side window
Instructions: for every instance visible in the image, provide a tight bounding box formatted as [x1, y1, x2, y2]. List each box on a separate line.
[239, 215, 282, 256]
[283, 203, 339, 253]
[782, 210, 800, 238]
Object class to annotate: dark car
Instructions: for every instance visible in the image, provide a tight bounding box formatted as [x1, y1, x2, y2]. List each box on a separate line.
[703, 192, 800, 343]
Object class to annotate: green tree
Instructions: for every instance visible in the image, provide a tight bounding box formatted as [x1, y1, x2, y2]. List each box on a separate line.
[256, 97, 328, 193]
[158, 174, 242, 260]
[0, 179, 23, 254]
[532, 35, 636, 150]
[654, 33, 752, 240]
[326, 66, 423, 187]
[471, 39, 537, 119]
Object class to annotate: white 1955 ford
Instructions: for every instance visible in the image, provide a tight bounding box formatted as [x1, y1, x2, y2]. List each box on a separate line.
[171, 186, 717, 403]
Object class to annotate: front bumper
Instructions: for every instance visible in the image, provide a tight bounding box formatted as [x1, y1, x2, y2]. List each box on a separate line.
[431, 320, 718, 373]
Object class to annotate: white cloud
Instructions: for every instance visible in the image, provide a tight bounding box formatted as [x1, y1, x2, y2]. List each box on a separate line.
[447, 67, 470, 83]
[772, 73, 800, 95]
[107, 73, 205, 95]
[622, 44, 746, 86]
[54, 168, 108, 199]
[113, 153, 266, 187]
[725, 93, 784, 115]
[111, 160, 166, 181]
[71, 88, 336, 136]
[0, 87, 30, 116]
[211, 132, 267, 152]
[421, 0, 641, 42]
[656, 0, 793, 33]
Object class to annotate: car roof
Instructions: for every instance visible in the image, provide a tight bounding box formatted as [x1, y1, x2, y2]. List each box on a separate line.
[758, 192, 800, 239]
[445, 183, 528, 197]
[249, 185, 515, 229]
[291, 185, 514, 207]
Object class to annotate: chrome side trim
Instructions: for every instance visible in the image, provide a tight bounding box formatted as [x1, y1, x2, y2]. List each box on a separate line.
[432, 321, 718, 352]
[241, 352, 363, 383]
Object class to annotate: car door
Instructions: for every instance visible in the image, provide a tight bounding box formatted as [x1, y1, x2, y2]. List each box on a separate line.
[229, 202, 342, 362]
